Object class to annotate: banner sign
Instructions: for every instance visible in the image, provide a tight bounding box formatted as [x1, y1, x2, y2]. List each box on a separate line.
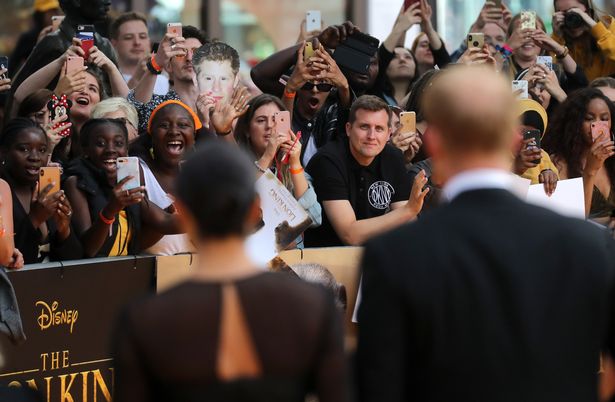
[0, 257, 155, 401]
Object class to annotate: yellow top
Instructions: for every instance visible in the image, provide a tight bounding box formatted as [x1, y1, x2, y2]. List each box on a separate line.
[109, 211, 131, 257]
[553, 17, 615, 81]
[522, 150, 560, 184]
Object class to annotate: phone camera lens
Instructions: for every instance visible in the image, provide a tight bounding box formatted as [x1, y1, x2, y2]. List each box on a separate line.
[473, 41, 479, 47]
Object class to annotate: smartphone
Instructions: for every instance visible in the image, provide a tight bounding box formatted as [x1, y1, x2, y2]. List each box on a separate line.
[306, 10, 321, 32]
[76, 24, 94, 60]
[39, 167, 61, 197]
[520, 11, 537, 30]
[65, 56, 84, 74]
[116, 157, 141, 191]
[491, 0, 502, 7]
[332, 31, 379, 74]
[400, 111, 416, 134]
[273, 111, 291, 137]
[467, 33, 485, 49]
[51, 16, 64, 31]
[0, 56, 7, 80]
[591, 121, 611, 142]
[304, 41, 315, 61]
[404, 0, 420, 11]
[512, 80, 529, 99]
[167, 22, 182, 37]
[523, 129, 542, 164]
[536, 56, 553, 71]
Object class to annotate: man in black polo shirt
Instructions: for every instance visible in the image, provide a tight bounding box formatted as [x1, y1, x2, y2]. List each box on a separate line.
[305, 95, 429, 247]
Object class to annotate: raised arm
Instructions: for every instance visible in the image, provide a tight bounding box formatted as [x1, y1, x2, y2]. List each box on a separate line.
[64, 176, 145, 257]
[133, 33, 186, 103]
[323, 171, 428, 245]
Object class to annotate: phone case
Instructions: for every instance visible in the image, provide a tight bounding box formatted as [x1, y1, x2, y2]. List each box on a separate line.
[332, 32, 379, 74]
[274, 111, 291, 136]
[521, 11, 536, 30]
[400, 112, 416, 134]
[65, 56, 84, 74]
[523, 129, 542, 164]
[404, 0, 420, 11]
[80, 38, 94, 60]
[77, 24, 95, 34]
[167, 23, 182, 37]
[304, 42, 315, 61]
[536, 56, 553, 71]
[591, 121, 611, 142]
[306, 10, 321, 32]
[0, 56, 7, 80]
[512, 80, 529, 99]
[117, 157, 141, 191]
[467, 33, 485, 49]
[39, 167, 61, 196]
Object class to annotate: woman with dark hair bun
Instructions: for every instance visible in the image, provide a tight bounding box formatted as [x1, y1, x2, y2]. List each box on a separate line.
[113, 141, 348, 402]
[543, 87, 615, 221]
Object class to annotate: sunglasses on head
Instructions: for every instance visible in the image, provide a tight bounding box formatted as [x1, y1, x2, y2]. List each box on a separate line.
[301, 82, 334, 92]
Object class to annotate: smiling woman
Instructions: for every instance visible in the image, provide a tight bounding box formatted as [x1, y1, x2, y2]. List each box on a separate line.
[0, 118, 82, 264]
[128, 100, 198, 255]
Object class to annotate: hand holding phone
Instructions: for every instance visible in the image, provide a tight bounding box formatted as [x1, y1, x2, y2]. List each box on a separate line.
[400, 111, 416, 134]
[591, 121, 611, 143]
[523, 129, 542, 165]
[39, 167, 61, 197]
[167, 23, 182, 37]
[76, 24, 95, 60]
[512, 80, 529, 99]
[274, 111, 291, 137]
[467, 33, 485, 49]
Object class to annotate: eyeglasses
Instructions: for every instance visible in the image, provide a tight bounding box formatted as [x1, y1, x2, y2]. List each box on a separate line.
[301, 82, 334, 92]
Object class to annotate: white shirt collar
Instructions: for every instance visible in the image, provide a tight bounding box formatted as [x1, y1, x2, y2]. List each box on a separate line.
[443, 169, 516, 202]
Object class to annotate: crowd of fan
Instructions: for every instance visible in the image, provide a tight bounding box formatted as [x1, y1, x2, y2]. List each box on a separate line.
[0, 0, 612, 269]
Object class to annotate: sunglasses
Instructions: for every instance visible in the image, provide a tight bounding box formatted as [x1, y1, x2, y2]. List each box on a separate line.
[175, 47, 200, 58]
[301, 82, 334, 92]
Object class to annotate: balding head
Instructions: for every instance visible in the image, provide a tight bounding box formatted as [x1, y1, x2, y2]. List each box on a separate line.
[422, 65, 518, 155]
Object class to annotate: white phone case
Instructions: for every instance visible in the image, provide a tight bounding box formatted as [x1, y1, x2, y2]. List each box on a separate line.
[117, 157, 141, 191]
[306, 10, 321, 32]
[512, 80, 529, 99]
[536, 56, 553, 71]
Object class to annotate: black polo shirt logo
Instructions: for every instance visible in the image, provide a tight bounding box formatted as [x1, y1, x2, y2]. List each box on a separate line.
[368, 181, 395, 210]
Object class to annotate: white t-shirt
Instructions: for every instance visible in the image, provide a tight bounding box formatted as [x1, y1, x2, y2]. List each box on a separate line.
[122, 72, 170, 96]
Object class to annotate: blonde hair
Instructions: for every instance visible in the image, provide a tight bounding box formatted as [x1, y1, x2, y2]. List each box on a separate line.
[91, 97, 139, 131]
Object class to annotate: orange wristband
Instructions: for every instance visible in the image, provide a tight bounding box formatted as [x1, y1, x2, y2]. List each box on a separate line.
[290, 166, 304, 175]
[150, 55, 162, 73]
[99, 210, 115, 225]
[283, 89, 296, 99]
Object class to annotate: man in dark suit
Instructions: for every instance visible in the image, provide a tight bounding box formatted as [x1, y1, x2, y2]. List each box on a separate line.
[356, 65, 615, 402]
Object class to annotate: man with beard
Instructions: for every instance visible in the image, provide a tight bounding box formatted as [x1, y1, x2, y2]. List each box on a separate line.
[251, 22, 378, 165]
[128, 26, 206, 132]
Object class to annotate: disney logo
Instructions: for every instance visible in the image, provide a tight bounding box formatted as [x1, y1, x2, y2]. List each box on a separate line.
[35, 301, 78, 334]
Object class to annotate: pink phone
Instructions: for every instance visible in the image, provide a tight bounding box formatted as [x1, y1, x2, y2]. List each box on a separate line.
[274, 111, 291, 137]
[591, 121, 611, 142]
[65, 56, 84, 74]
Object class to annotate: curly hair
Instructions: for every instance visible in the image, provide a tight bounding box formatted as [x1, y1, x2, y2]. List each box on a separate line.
[543, 88, 615, 180]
